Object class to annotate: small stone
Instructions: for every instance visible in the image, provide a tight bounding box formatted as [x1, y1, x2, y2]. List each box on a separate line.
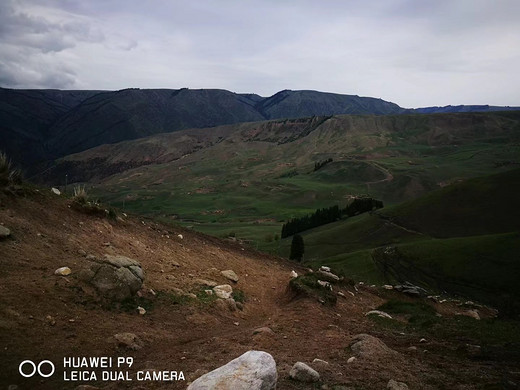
[312, 358, 329, 366]
[51, 187, 61, 195]
[387, 379, 409, 389]
[177, 234, 183, 239]
[0, 225, 11, 239]
[289, 362, 320, 383]
[317, 269, 340, 282]
[46, 315, 56, 326]
[348, 291, 355, 297]
[78, 249, 87, 256]
[347, 356, 356, 364]
[318, 280, 332, 290]
[233, 322, 240, 326]
[319, 266, 331, 272]
[365, 310, 392, 319]
[195, 279, 218, 287]
[55, 267, 72, 276]
[407, 346, 417, 352]
[461, 309, 480, 320]
[137, 306, 146, 315]
[420, 338, 427, 343]
[290, 270, 298, 278]
[221, 270, 239, 283]
[337, 291, 346, 297]
[113, 332, 143, 350]
[383, 285, 393, 290]
[253, 327, 275, 336]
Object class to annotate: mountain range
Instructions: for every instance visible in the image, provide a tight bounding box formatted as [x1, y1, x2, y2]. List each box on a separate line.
[1, 86, 518, 171]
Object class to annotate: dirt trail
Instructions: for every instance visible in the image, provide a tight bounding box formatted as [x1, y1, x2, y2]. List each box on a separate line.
[0, 191, 514, 390]
[365, 162, 394, 185]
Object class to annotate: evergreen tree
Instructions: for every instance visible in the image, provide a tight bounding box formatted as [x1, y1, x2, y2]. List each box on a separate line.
[289, 234, 305, 262]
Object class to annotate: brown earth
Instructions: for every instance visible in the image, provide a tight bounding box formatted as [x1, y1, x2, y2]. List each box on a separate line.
[0, 189, 516, 390]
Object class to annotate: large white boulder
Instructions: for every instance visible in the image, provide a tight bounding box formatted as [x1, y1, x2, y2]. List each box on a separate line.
[187, 350, 277, 390]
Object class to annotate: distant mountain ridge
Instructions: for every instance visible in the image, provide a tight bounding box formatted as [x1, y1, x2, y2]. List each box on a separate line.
[0, 86, 518, 169]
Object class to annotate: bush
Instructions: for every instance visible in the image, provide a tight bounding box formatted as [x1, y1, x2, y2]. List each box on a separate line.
[289, 273, 337, 306]
[0, 152, 23, 187]
[73, 185, 88, 204]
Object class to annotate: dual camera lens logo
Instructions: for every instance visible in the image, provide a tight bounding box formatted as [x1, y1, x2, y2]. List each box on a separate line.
[19, 360, 55, 378]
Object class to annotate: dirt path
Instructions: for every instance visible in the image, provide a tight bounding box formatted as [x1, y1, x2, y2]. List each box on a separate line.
[365, 161, 394, 185]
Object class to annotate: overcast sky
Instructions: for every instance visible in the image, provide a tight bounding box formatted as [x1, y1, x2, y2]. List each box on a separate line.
[0, 0, 519, 107]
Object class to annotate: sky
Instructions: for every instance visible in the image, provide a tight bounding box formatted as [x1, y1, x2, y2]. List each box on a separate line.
[0, 0, 519, 108]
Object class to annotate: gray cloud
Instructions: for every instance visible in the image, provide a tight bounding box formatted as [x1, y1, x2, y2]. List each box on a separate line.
[0, 0, 518, 107]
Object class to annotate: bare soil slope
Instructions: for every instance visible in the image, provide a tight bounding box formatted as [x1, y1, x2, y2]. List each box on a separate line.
[0, 190, 517, 389]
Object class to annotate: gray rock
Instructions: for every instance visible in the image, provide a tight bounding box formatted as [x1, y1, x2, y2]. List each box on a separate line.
[253, 327, 275, 336]
[51, 187, 61, 195]
[0, 225, 11, 239]
[350, 334, 398, 359]
[113, 333, 144, 350]
[221, 269, 239, 283]
[80, 255, 144, 301]
[316, 270, 340, 282]
[387, 379, 409, 389]
[187, 350, 277, 390]
[289, 362, 320, 383]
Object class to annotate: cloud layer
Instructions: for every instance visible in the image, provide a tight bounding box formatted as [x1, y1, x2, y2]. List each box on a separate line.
[0, 0, 518, 107]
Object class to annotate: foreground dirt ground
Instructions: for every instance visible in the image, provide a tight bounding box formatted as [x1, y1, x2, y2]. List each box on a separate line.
[0, 190, 518, 390]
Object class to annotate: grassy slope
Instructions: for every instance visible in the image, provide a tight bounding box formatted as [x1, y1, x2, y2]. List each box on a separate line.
[281, 169, 520, 310]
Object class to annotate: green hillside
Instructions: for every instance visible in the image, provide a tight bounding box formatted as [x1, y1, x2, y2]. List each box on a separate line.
[277, 169, 520, 313]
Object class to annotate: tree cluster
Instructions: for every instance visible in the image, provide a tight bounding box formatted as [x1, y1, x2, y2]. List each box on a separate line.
[281, 197, 383, 238]
[313, 158, 333, 172]
[281, 205, 341, 238]
[343, 197, 384, 217]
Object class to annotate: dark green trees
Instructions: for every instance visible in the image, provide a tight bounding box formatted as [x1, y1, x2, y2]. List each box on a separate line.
[289, 234, 305, 262]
